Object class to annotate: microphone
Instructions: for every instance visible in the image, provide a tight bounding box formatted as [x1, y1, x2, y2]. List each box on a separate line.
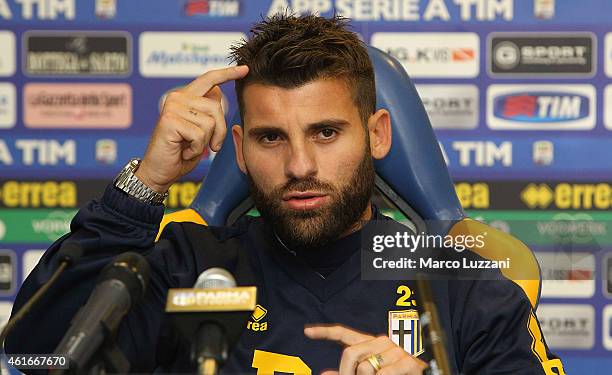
[165, 267, 257, 375]
[53, 252, 150, 374]
[193, 268, 235, 375]
[1, 241, 83, 347]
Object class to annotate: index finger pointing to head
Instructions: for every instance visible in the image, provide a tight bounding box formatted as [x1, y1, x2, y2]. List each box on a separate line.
[304, 324, 373, 346]
[185, 65, 249, 96]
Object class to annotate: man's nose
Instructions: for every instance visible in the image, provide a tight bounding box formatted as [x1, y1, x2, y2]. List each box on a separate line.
[285, 140, 317, 180]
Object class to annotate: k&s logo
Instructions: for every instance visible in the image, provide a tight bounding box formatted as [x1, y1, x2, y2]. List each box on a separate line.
[487, 85, 595, 130]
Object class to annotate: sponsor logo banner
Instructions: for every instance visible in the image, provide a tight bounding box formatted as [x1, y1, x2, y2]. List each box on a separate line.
[23, 250, 45, 281]
[139, 31, 246, 77]
[0, 31, 16, 76]
[0, 136, 212, 179]
[605, 254, 612, 298]
[487, 84, 596, 130]
[23, 83, 132, 128]
[453, 181, 612, 211]
[604, 305, 612, 350]
[489, 32, 595, 76]
[0, 302, 12, 332]
[0, 180, 203, 210]
[182, 0, 241, 18]
[0, 181, 79, 208]
[371, 32, 479, 78]
[0, 209, 77, 243]
[606, 33, 612, 78]
[605, 85, 612, 130]
[538, 304, 594, 350]
[469, 211, 612, 246]
[438, 136, 612, 177]
[415, 85, 478, 129]
[0, 250, 15, 295]
[23, 31, 131, 76]
[0, 82, 16, 129]
[535, 252, 595, 298]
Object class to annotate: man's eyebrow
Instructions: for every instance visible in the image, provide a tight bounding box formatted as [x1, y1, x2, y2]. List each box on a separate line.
[305, 119, 351, 131]
[247, 119, 351, 138]
[248, 126, 288, 138]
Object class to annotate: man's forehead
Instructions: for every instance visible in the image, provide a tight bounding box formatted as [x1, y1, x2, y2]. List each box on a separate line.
[241, 78, 359, 128]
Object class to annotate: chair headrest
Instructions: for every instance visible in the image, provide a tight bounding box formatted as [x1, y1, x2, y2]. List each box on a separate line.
[191, 46, 464, 234]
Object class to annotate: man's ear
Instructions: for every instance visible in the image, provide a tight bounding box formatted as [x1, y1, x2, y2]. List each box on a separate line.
[231, 124, 247, 173]
[367, 108, 392, 160]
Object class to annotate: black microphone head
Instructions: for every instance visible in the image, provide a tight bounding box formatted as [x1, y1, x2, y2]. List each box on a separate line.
[56, 241, 84, 266]
[98, 252, 150, 303]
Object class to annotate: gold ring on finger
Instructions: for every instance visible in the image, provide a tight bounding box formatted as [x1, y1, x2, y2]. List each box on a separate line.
[366, 353, 383, 371]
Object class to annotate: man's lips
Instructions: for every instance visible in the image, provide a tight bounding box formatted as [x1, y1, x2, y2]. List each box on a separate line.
[282, 191, 329, 210]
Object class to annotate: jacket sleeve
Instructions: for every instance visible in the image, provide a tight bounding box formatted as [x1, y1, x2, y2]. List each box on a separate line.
[454, 277, 565, 375]
[4, 184, 199, 373]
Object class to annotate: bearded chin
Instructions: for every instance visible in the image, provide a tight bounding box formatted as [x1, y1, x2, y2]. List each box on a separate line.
[247, 150, 375, 250]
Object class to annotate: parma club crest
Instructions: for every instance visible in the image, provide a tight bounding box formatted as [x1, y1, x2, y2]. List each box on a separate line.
[388, 310, 424, 356]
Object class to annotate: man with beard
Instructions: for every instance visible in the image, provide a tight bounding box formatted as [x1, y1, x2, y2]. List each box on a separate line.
[6, 14, 564, 375]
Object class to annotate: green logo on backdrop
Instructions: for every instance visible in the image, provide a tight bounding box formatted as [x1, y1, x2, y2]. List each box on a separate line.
[0, 209, 77, 243]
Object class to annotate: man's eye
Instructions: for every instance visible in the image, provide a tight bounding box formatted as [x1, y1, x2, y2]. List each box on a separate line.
[261, 134, 280, 143]
[318, 128, 336, 139]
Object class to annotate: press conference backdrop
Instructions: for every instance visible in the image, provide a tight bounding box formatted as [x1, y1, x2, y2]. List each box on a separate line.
[0, 0, 611, 373]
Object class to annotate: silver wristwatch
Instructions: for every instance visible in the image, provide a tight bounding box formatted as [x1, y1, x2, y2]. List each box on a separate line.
[114, 158, 169, 205]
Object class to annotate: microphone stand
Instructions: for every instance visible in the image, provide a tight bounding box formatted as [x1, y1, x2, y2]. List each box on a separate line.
[50, 320, 129, 375]
[416, 275, 452, 375]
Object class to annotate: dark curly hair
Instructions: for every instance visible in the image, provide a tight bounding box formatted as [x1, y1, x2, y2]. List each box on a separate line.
[230, 13, 376, 126]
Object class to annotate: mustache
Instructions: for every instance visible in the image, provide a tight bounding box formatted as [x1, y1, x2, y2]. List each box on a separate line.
[274, 177, 336, 196]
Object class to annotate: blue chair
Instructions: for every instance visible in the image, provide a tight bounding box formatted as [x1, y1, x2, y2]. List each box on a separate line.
[158, 46, 542, 309]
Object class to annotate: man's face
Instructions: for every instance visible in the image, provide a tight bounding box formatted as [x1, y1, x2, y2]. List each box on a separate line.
[232, 78, 375, 249]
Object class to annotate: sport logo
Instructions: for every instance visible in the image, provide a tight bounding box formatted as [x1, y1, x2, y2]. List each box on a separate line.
[487, 85, 595, 130]
[183, 0, 240, 17]
[416, 84, 478, 130]
[489, 33, 594, 76]
[538, 304, 594, 350]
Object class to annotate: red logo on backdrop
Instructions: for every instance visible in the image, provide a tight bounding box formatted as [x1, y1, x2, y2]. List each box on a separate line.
[568, 269, 592, 280]
[502, 95, 538, 117]
[184, 0, 210, 16]
[451, 48, 475, 61]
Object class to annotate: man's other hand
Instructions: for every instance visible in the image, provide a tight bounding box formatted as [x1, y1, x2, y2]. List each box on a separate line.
[305, 324, 428, 375]
[136, 65, 249, 193]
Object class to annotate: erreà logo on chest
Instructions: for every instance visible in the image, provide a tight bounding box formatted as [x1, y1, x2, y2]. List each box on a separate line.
[388, 310, 424, 357]
[247, 304, 268, 332]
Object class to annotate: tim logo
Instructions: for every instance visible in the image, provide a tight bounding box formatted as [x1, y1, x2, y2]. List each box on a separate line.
[487, 85, 595, 130]
[494, 93, 588, 123]
[183, 0, 240, 17]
